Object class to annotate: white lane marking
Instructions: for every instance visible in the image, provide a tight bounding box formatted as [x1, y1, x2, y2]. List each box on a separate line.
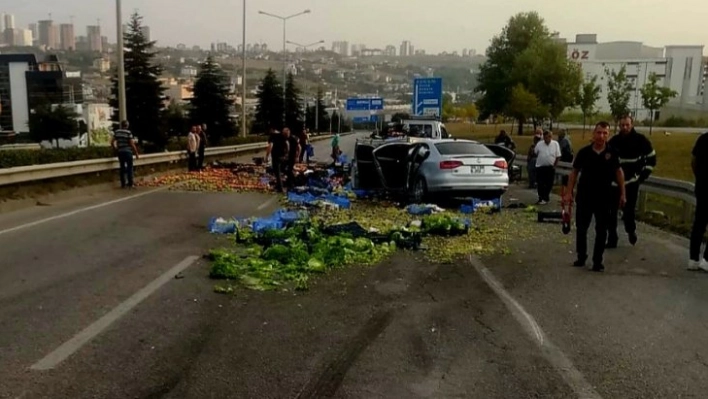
[468, 256, 602, 399]
[29, 255, 200, 371]
[0, 187, 167, 237]
[257, 196, 279, 210]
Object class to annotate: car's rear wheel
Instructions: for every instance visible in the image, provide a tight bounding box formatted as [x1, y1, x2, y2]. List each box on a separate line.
[410, 176, 428, 203]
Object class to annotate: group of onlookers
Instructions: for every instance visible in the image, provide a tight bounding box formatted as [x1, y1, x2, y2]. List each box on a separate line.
[496, 115, 707, 274]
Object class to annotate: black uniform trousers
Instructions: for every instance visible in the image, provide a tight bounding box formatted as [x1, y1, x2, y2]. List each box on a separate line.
[575, 196, 611, 265]
[690, 190, 708, 262]
[272, 157, 285, 191]
[536, 165, 556, 202]
[607, 182, 640, 241]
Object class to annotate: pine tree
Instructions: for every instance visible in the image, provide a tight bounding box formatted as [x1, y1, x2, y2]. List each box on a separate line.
[314, 87, 330, 133]
[28, 104, 80, 148]
[304, 87, 329, 133]
[190, 55, 237, 144]
[284, 72, 304, 135]
[253, 69, 284, 133]
[110, 12, 166, 149]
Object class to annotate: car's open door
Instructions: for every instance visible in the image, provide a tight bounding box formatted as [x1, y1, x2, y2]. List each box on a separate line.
[372, 142, 415, 191]
[405, 143, 431, 191]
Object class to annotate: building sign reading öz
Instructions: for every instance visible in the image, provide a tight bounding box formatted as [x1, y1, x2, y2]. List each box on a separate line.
[569, 48, 589, 60]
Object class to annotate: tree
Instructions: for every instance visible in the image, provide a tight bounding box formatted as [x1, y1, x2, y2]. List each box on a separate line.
[110, 12, 166, 149]
[640, 72, 678, 135]
[462, 103, 479, 122]
[505, 84, 546, 135]
[577, 75, 602, 136]
[162, 101, 190, 138]
[305, 87, 329, 133]
[28, 104, 80, 148]
[605, 65, 633, 130]
[442, 93, 455, 122]
[253, 69, 284, 133]
[513, 37, 583, 129]
[475, 12, 549, 120]
[190, 55, 236, 144]
[284, 72, 304, 135]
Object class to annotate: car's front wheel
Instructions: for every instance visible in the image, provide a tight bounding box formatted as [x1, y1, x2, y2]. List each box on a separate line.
[410, 176, 428, 203]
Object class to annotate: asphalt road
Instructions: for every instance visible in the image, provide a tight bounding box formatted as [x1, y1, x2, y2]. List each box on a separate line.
[0, 131, 707, 398]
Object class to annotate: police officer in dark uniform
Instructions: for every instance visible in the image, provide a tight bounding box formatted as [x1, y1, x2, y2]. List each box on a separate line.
[606, 115, 656, 247]
[564, 121, 626, 272]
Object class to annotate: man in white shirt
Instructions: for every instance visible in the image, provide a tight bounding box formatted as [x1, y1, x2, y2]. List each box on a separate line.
[534, 130, 561, 204]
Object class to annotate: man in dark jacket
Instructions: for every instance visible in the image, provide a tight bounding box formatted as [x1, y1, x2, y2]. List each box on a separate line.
[606, 115, 656, 247]
[688, 131, 708, 271]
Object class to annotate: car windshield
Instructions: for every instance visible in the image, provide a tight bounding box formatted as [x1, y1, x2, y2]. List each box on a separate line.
[434, 142, 494, 156]
[407, 124, 433, 138]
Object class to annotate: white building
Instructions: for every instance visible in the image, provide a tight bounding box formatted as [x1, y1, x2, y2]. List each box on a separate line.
[565, 34, 708, 120]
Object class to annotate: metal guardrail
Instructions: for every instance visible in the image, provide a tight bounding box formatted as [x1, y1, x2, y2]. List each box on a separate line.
[516, 154, 698, 222]
[0, 134, 338, 187]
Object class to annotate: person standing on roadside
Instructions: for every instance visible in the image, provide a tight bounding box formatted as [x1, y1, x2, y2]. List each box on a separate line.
[534, 130, 561, 204]
[283, 127, 300, 189]
[688, 131, 708, 271]
[606, 115, 656, 247]
[564, 121, 626, 272]
[527, 135, 541, 189]
[111, 120, 140, 189]
[558, 129, 574, 187]
[197, 124, 208, 170]
[265, 127, 288, 192]
[331, 132, 341, 164]
[187, 126, 200, 172]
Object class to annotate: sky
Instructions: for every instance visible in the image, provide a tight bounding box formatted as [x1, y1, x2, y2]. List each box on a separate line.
[3, 0, 708, 54]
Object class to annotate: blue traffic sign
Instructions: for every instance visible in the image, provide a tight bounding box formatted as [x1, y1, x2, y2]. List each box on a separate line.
[413, 78, 443, 116]
[346, 97, 384, 112]
[352, 115, 378, 123]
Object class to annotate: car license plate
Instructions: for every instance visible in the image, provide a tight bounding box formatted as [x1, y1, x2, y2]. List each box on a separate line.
[471, 165, 484, 174]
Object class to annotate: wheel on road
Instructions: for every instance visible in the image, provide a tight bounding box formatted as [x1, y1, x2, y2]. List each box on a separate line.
[410, 176, 428, 204]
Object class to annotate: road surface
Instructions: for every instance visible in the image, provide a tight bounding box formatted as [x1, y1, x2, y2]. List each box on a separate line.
[1, 131, 707, 398]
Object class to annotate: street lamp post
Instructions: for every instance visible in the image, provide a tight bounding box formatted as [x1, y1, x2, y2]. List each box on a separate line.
[115, 0, 127, 122]
[241, 0, 247, 137]
[286, 39, 324, 132]
[258, 9, 311, 125]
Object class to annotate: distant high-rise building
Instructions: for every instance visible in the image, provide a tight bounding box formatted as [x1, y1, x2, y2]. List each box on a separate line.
[331, 41, 349, 56]
[0, 13, 5, 32]
[384, 45, 396, 56]
[4, 13, 15, 30]
[86, 25, 102, 52]
[38, 20, 59, 49]
[27, 23, 37, 42]
[400, 41, 410, 57]
[3, 28, 32, 46]
[60, 24, 75, 51]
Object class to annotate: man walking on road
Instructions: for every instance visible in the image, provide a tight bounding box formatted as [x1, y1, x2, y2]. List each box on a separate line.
[688, 131, 708, 271]
[283, 127, 300, 189]
[606, 115, 656, 247]
[564, 121, 626, 272]
[111, 120, 140, 189]
[265, 127, 288, 192]
[534, 130, 561, 204]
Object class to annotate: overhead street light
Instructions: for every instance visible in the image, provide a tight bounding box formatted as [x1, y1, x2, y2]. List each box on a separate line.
[286, 39, 325, 131]
[258, 9, 311, 125]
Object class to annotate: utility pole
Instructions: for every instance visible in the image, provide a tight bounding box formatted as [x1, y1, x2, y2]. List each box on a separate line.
[241, 0, 247, 137]
[116, 0, 127, 121]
